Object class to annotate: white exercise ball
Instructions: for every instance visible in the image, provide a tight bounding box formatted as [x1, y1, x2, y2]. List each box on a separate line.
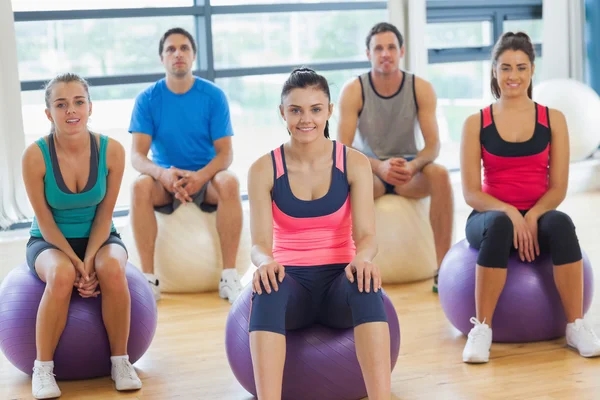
[533, 79, 600, 161]
[373, 195, 437, 284]
[121, 205, 252, 293]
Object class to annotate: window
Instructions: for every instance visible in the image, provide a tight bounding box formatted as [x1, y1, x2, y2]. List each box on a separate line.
[425, 21, 492, 49]
[7, 1, 384, 227]
[504, 19, 543, 43]
[15, 17, 195, 81]
[428, 61, 492, 170]
[11, 0, 192, 12]
[213, 10, 386, 69]
[210, 0, 381, 5]
[426, 1, 543, 171]
[21, 83, 151, 209]
[219, 68, 366, 189]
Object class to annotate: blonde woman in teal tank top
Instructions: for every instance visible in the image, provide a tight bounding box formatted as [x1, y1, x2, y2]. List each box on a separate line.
[21, 73, 142, 399]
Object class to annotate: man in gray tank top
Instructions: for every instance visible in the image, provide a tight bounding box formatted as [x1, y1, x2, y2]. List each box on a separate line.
[337, 22, 453, 293]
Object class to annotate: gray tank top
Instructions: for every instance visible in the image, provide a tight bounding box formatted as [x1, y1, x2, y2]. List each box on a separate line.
[353, 71, 421, 160]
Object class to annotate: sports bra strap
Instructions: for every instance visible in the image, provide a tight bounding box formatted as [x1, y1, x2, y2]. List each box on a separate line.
[273, 146, 285, 179]
[537, 103, 549, 128]
[482, 106, 492, 129]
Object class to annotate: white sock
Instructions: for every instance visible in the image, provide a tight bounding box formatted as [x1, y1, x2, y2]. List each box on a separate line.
[34, 360, 54, 369]
[222, 269, 237, 278]
[111, 355, 129, 364]
[144, 273, 157, 283]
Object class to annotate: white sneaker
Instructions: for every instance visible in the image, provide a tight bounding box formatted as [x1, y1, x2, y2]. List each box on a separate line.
[111, 357, 142, 391]
[32, 361, 61, 399]
[219, 268, 243, 304]
[144, 273, 161, 301]
[463, 317, 493, 363]
[566, 318, 600, 357]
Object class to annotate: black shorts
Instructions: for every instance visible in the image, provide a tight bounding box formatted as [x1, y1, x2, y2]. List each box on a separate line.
[154, 181, 217, 214]
[26, 232, 127, 279]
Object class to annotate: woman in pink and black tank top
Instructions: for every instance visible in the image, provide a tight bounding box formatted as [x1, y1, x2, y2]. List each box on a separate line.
[247, 68, 392, 399]
[460, 32, 600, 364]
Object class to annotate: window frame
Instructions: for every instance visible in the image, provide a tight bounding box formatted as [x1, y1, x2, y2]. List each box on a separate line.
[5, 0, 543, 229]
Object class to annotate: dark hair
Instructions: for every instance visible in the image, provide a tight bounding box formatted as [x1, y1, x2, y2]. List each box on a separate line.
[280, 67, 331, 138]
[366, 22, 404, 50]
[44, 73, 91, 133]
[159, 27, 197, 56]
[490, 31, 536, 99]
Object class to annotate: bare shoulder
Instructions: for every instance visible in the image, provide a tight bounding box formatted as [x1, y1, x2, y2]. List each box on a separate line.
[22, 140, 46, 175]
[345, 146, 371, 174]
[104, 135, 126, 165]
[248, 153, 275, 188]
[414, 75, 434, 92]
[463, 112, 481, 135]
[548, 107, 567, 127]
[339, 77, 363, 104]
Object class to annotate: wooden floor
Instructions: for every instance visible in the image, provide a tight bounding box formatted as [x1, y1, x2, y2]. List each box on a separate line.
[2, 191, 600, 400]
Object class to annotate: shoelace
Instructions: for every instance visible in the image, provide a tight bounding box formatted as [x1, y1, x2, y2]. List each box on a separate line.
[115, 360, 137, 381]
[34, 367, 57, 387]
[468, 317, 489, 342]
[574, 320, 600, 342]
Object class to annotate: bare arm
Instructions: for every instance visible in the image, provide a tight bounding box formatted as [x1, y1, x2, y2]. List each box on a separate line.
[131, 133, 164, 180]
[337, 78, 383, 174]
[527, 109, 569, 218]
[22, 143, 81, 264]
[248, 154, 276, 268]
[412, 77, 440, 171]
[197, 136, 233, 180]
[461, 113, 517, 213]
[84, 137, 126, 265]
[347, 149, 378, 262]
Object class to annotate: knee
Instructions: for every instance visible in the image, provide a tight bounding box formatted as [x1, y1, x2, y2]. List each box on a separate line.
[214, 171, 240, 201]
[96, 257, 127, 291]
[131, 174, 155, 202]
[424, 164, 450, 186]
[541, 211, 576, 234]
[487, 212, 513, 235]
[47, 263, 76, 297]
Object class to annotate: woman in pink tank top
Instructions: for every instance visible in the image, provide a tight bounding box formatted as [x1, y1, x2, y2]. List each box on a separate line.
[246, 68, 392, 399]
[460, 32, 599, 364]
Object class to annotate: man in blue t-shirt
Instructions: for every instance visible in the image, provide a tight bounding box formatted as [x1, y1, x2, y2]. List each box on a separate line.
[129, 27, 243, 303]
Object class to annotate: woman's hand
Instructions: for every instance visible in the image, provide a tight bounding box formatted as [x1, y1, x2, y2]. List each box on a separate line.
[252, 260, 285, 295]
[345, 258, 381, 293]
[506, 208, 535, 262]
[74, 272, 101, 298]
[524, 210, 541, 259]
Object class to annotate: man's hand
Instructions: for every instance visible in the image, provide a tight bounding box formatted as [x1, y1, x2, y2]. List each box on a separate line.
[174, 170, 209, 203]
[158, 167, 189, 194]
[376, 158, 413, 186]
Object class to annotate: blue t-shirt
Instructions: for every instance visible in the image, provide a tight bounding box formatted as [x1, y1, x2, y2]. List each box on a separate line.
[128, 77, 234, 171]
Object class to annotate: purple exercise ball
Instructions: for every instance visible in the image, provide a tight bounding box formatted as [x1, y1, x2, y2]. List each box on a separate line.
[225, 285, 401, 400]
[0, 262, 157, 380]
[439, 240, 594, 343]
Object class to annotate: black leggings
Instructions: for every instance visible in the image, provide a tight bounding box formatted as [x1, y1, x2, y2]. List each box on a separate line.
[465, 210, 582, 269]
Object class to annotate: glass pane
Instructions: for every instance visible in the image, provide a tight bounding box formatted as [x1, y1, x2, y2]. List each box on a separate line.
[427, 61, 493, 170]
[12, 0, 191, 11]
[16, 17, 195, 81]
[21, 83, 152, 208]
[213, 10, 386, 68]
[426, 21, 492, 49]
[211, 0, 381, 4]
[503, 19, 543, 43]
[218, 68, 367, 190]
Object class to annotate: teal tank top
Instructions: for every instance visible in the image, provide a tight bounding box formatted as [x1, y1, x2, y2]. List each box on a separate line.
[29, 134, 116, 238]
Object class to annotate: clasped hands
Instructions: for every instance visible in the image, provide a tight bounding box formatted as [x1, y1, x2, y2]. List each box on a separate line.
[158, 166, 208, 203]
[377, 158, 416, 186]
